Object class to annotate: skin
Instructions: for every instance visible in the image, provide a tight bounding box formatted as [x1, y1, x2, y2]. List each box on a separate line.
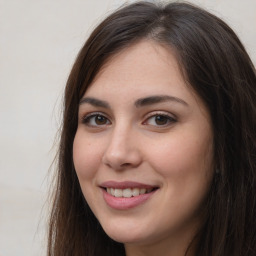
[73, 40, 214, 256]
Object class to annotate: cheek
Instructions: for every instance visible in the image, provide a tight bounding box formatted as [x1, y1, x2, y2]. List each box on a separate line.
[73, 131, 106, 217]
[147, 127, 213, 182]
[73, 131, 103, 181]
[149, 130, 214, 223]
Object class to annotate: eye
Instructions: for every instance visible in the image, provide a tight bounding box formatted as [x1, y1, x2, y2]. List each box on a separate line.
[144, 113, 176, 127]
[82, 113, 111, 127]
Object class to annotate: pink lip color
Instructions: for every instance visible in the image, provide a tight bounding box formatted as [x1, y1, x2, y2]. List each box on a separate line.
[100, 181, 158, 210]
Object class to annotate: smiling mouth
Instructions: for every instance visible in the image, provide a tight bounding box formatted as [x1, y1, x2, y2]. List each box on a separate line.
[104, 187, 158, 198]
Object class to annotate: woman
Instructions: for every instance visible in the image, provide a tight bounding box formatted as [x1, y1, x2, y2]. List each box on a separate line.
[48, 1, 256, 255]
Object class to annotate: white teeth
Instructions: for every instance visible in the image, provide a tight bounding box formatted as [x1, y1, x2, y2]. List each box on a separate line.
[106, 187, 153, 198]
[114, 189, 122, 197]
[123, 188, 132, 198]
[140, 188, 146, 194]
[132, 188, 139, 197]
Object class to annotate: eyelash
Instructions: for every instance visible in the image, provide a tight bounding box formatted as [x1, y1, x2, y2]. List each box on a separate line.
[81, 111, 176, 128]
[81, 112, 111, 127]
[143, 112, 177, 127]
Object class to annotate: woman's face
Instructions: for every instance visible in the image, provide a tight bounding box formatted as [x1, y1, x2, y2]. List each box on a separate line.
[73, 40, 214, 252]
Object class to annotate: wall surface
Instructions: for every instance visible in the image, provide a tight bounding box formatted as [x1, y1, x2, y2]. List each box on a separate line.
[0, 0, 255, 255]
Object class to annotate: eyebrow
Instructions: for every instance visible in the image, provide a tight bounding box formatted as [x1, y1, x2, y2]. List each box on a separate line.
[79, 97, 110, 108]
[135, 95, 188, 107]
[79, 95, 188, 109]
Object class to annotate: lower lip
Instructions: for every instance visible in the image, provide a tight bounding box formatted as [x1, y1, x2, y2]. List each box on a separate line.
[102, 189, 157, 210]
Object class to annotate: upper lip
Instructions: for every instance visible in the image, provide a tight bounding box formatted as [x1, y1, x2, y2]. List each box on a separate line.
[100, 180, 158, 189]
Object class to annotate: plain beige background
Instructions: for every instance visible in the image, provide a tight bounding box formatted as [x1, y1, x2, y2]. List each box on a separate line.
[0, 0, 255, 255]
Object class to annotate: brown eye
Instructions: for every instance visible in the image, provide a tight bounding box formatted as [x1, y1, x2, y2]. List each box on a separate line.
[144, 114, 176, 127]
[82, 113, 111, 127]
[95, 115, 108, 125]
[155, 115, 169, 125]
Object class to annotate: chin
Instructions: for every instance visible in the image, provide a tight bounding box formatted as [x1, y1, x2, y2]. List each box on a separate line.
[102, 223, 147, 244]
[108, 233, 139, 244]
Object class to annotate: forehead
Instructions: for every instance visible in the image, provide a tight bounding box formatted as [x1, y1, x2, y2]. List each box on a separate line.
[85, 40, 188, 97]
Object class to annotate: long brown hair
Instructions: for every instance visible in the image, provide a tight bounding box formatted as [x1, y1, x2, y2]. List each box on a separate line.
[48, 1, 256, 255]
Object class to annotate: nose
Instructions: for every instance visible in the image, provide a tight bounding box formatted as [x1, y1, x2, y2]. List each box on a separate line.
[102, 125, 142, 170]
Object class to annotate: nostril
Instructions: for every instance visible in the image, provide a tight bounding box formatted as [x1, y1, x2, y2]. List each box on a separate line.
[121, 163, 131, 167]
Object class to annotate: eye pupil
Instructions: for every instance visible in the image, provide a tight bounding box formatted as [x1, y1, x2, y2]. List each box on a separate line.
[155, 115, 168, 125]
[95, 115, 107, 125]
